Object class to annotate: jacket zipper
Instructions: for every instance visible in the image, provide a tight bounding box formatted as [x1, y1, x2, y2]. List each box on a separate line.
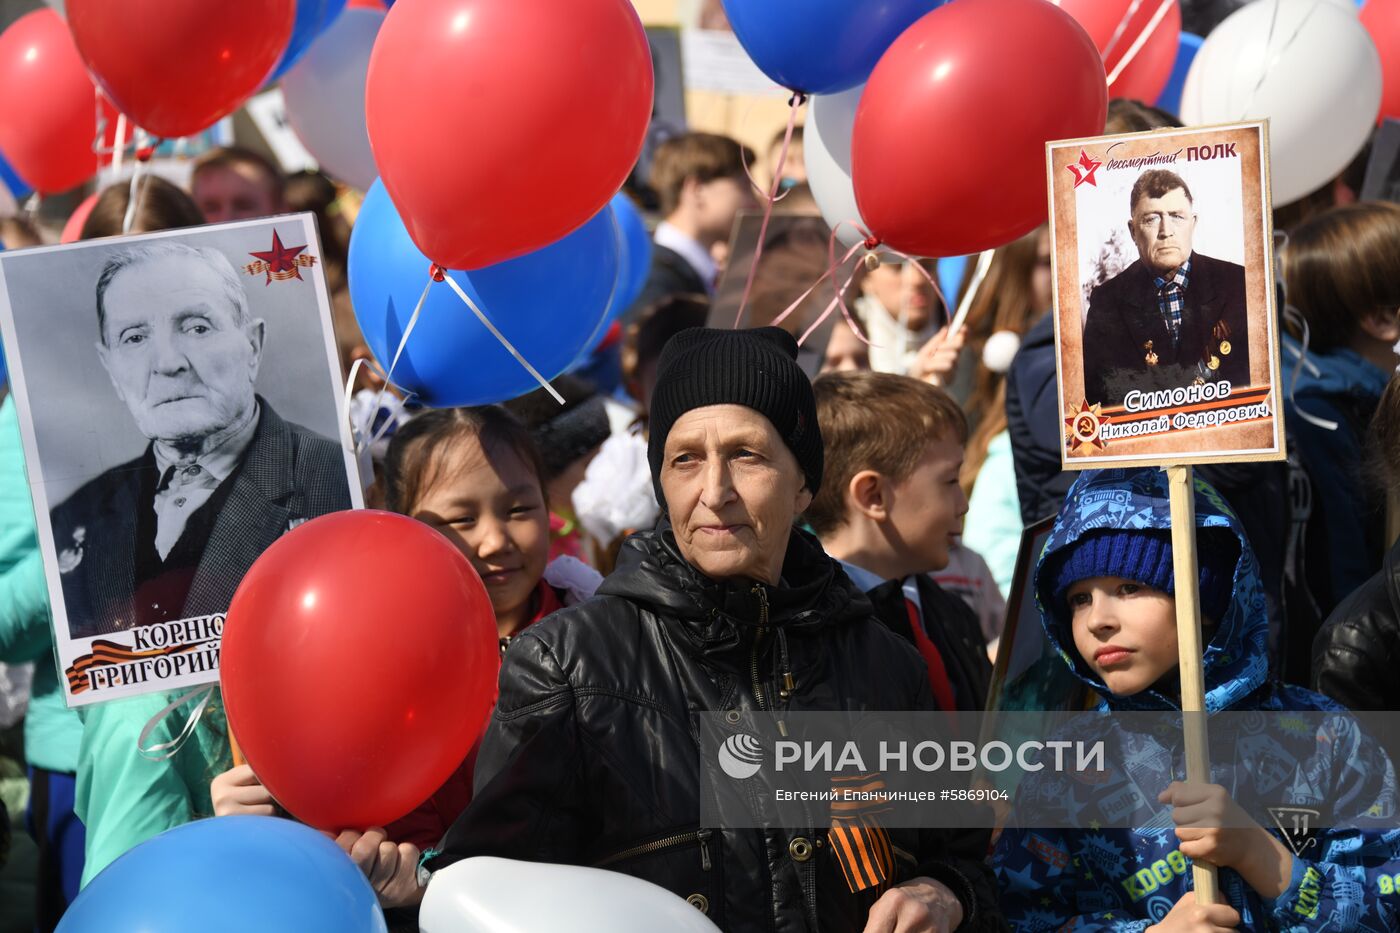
[750, 583, 770, 713]
[593, 828, 713, 870]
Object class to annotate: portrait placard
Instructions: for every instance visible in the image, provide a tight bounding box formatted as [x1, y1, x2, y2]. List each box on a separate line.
[0, 214, 363, 706]
[1045, 122, 1284, 469]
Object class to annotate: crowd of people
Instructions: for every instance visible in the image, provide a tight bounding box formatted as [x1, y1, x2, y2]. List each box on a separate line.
[0, 85, 1398, 933]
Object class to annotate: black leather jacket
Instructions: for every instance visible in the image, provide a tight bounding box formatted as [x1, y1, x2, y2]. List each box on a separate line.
[1312, 537, 1400, 712]
[428, 525, 1004, 932]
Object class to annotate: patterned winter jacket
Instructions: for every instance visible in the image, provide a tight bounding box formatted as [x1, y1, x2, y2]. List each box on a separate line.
[992, 468, 1400, 931]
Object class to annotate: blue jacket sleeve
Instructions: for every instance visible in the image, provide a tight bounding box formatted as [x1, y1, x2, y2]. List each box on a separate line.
[1264, 715, 1400, 930]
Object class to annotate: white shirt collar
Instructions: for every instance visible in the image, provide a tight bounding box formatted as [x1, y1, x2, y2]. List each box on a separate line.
[654, 221, 717, 293]
[153, 403, 260, 485]
[837, 559, 923, 613]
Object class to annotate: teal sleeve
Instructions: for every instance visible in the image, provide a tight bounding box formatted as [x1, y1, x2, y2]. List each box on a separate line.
[0, 548, 52, 663]
[962, 432, 1023, 601]
[75, 690, 230, 886]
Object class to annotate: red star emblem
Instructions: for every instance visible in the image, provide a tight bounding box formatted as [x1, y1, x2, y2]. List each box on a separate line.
[246, 231, 310, 285]
[1066, 149, 1103, 189]
[1064, 399, 1107, 452]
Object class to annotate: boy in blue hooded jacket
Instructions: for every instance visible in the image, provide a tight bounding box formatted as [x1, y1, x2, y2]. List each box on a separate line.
[993, 468, 1400, 931]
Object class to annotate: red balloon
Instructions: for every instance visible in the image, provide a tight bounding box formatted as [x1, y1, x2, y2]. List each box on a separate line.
[66, 0, 293, 139]
[366, 0, 653, 270]
[852, 0, 1107, 257]
[1058, 0, 1180, 104]
[1363, 0, 1400, 125]
[61, 193, 98, 243]
[0, 10, 99, 194]
[220, 511, 499, 831]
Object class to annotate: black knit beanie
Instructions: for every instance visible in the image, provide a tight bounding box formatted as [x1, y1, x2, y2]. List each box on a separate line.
[647, 326, 822, 505]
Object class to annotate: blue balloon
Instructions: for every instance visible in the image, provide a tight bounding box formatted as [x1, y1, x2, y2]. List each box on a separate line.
[1155, 32, 1204, 118]
[272, 0, 349, 79]
[57, 817, 385, 933]
[350, 180, 619, 407]
[0, 149, 32, 201]
[722, 0, 944, 95]
[608, 192, 652, 323]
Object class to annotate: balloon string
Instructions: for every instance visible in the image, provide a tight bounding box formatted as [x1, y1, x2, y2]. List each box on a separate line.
[767, 238, 865, 331]
[1101, 0, 1146, 61]
[798, 263, 864, 347]
[349, 275, 433, 461]
[120, 130, 157, 235]
[138, 684, 216, 762]
[733, 92, 807, 329]
[794, 219, 884, 350]
[736, 88, 801, 207]
[440, 269, 565, 404]
[111, 115, 128, 174]
[1105, 0, 1177, 88]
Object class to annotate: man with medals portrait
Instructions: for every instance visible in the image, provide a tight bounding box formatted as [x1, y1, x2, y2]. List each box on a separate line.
[1081, 169, 1250, 407]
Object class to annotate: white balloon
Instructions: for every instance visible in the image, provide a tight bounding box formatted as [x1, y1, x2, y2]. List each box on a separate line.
[1179, 0, 1380, 206]
[420, 858, 723, 933]
[806, 85, 869, 249]
[280, 7, 383, 192]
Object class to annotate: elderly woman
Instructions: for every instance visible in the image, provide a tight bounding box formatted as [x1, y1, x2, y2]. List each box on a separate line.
[352, 328, 1000, 932]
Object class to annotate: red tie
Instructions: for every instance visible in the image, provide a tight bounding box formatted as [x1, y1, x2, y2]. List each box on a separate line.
[905, 596, 957, 712]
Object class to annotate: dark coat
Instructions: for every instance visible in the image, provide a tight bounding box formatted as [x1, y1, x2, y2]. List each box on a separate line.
[50, 399, 352, 639]
[1081, 253, 1250, 408]
[1005, 312, 1068, 526]
[865, 574, 992, 712]
[1312, 537, 1400, 713]
[626, 243, 709, 319]
[430, 524, 1004, 933]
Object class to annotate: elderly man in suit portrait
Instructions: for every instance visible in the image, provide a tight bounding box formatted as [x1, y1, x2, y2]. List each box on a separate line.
[50, 241, 351, 639]
[1081, 168, 1250, 407]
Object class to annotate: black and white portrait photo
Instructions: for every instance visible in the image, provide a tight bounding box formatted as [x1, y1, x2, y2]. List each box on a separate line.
[0, 215, 362, 705]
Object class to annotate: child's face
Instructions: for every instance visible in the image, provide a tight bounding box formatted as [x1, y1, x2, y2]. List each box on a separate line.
[411, 437, 551, 626]
[1067, 576, 1179, 696]
[884, 436, 967, 573]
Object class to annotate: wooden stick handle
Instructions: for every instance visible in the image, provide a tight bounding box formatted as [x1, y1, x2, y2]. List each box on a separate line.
[229, 730, 246, 768]
[1166, 464, 1218, 904]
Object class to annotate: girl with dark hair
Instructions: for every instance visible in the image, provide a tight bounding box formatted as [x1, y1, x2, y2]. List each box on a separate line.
[211, 406, 600, 854]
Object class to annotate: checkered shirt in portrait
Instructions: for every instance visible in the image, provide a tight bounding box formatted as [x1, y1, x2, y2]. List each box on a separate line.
[1152, 258, 1192, 346]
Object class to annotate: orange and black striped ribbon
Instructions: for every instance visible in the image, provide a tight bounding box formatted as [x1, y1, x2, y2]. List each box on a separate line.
[65, 638, 205, 694]
[828, 772, 895, 894]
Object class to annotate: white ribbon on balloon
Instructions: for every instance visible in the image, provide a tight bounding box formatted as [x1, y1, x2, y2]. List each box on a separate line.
[137, 683, 217, 762]
[340, 276, 431, 463]
[440, 272, 565, 404]
[1104, 0, 1179, 88]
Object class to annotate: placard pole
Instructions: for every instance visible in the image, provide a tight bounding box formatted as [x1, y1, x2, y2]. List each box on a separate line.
[1166, 464, 1218, 904]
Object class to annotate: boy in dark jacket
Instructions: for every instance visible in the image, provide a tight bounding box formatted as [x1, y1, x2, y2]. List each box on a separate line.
[994, 468, 1400, 931]
[808, 371, 993, 712]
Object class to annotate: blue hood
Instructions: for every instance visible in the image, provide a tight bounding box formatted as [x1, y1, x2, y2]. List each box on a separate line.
[1282, 333, 1389, 408]
[1033, 468, 1268, 713]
